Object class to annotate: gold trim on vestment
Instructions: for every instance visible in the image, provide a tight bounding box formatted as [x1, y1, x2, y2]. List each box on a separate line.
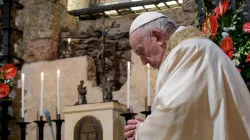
[161, 26, 208, 64]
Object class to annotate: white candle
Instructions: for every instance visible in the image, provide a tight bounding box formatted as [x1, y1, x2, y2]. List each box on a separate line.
[127, 62, 130, 109]
[68, 38, 71, 44]
[21, 73, 25, 118]
[40, 72, 44, 117]
[57, 69, 60, 115]
[147, 63, 151, 106]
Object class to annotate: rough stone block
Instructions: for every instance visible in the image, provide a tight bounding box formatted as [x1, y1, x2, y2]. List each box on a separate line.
[59, 10, 78, 32]
[78, 20, 96, 32]
[22, 2, 61, 41]
[20, 0, 67, 8]
[87, 56, 97, 86]
[24, 39, 58, 62]
[15, 10, 24, 31]
[67, 0, 90, 11]
[162, 7, 196, 26]
[78, 16, 134, 33]
[183, 0, 197, 12]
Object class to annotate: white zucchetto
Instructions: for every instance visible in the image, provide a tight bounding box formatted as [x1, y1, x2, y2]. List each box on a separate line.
[129, 12, 168, 34]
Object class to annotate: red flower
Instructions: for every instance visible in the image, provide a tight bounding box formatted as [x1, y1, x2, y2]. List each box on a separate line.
[0, 83, 10, 98]
[246, 54, 250, 63]
[0, 64, 17, 79]
[220, 37, 234, 59]
[213, 1, 229, 17]
[202, 15, 219, 38]
[243, 22, 250, 33]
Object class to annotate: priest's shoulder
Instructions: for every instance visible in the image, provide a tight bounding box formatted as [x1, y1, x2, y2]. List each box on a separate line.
[179, 38, 216, 48]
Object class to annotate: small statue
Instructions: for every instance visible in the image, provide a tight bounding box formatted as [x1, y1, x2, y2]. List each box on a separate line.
[104, 77, 115, 102]
[75, 80, 87, 105]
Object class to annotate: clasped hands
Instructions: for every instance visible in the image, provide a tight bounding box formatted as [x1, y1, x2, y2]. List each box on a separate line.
[124, 118, 144, 140]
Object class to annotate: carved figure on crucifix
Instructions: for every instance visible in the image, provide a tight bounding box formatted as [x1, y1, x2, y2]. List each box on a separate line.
[104, 77, 114, 102]
[96, 19, 120, 102]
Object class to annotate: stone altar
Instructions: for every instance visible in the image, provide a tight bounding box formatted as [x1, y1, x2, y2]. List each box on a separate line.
[63, 102, 127, 140]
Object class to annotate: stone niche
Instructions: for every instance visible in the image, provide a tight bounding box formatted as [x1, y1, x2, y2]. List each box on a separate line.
[59, 0, 198, 93]
[59, 29, 131, 91]
[64, 102, 126, 140]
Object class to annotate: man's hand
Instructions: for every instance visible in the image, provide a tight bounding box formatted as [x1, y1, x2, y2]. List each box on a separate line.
[124, 118, 144, 140]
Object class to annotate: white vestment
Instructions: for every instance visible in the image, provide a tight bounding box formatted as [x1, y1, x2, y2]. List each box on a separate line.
[135, 37, 250, 140]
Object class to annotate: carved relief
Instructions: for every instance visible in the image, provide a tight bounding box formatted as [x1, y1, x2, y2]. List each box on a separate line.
[74, 116, 103, 140]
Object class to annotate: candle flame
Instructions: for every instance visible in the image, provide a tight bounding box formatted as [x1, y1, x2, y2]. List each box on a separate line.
[57, 69, 60, 75]
[68, 38, 71, 44]
[22, 73, 25, 79]
[127, 61, 130, 67]
[41, 72, 44, 79]
[146, 63, 150, 68]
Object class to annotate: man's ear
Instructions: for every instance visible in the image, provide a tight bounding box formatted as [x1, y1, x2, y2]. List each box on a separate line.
[151, 29, 165, 46]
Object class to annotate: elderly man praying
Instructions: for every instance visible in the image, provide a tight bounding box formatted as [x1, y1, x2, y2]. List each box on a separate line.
[124, 12, 250, 140]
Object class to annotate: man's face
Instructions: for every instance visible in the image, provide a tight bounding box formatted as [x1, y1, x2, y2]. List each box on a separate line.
[129, 30, 166, 69]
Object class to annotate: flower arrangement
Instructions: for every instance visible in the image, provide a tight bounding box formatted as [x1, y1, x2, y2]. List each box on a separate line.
[0, 64, 17, 98]
[201, 0, 250, 81]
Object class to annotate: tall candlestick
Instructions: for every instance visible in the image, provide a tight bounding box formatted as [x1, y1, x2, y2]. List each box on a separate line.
[147, 63, 151, 106]
[127, 62, 130, 109]
[21, 73, 25, 119]
[57, 69, 60, 115]
[40, 72, 44, 117]
[68, 38, 71, 44]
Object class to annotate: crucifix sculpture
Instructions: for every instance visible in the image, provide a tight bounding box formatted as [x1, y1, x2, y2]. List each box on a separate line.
[98, 17, 119, 102]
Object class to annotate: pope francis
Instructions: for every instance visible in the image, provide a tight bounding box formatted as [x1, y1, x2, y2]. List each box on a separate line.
[124, 12, 250, 140]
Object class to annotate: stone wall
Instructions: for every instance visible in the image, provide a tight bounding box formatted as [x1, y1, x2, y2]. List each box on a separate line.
[15, 0, 198, 62]
[59, 29, 131, 90]
[15, 0, 78, 62]
[58, 0, 198, 93]
[9, 0, 78, 139]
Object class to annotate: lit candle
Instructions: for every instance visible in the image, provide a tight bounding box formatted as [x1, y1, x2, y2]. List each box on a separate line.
[68, 38, 71, 44]
[40, 72, 44, 117]
[21, 73, 25, 119]
[127, 62, 130, 109]
[147, 63, 151, 106]
[57, 69, 60, 115]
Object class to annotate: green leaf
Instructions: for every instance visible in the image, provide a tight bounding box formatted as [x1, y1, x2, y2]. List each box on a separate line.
[246, 71, 250, 78]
